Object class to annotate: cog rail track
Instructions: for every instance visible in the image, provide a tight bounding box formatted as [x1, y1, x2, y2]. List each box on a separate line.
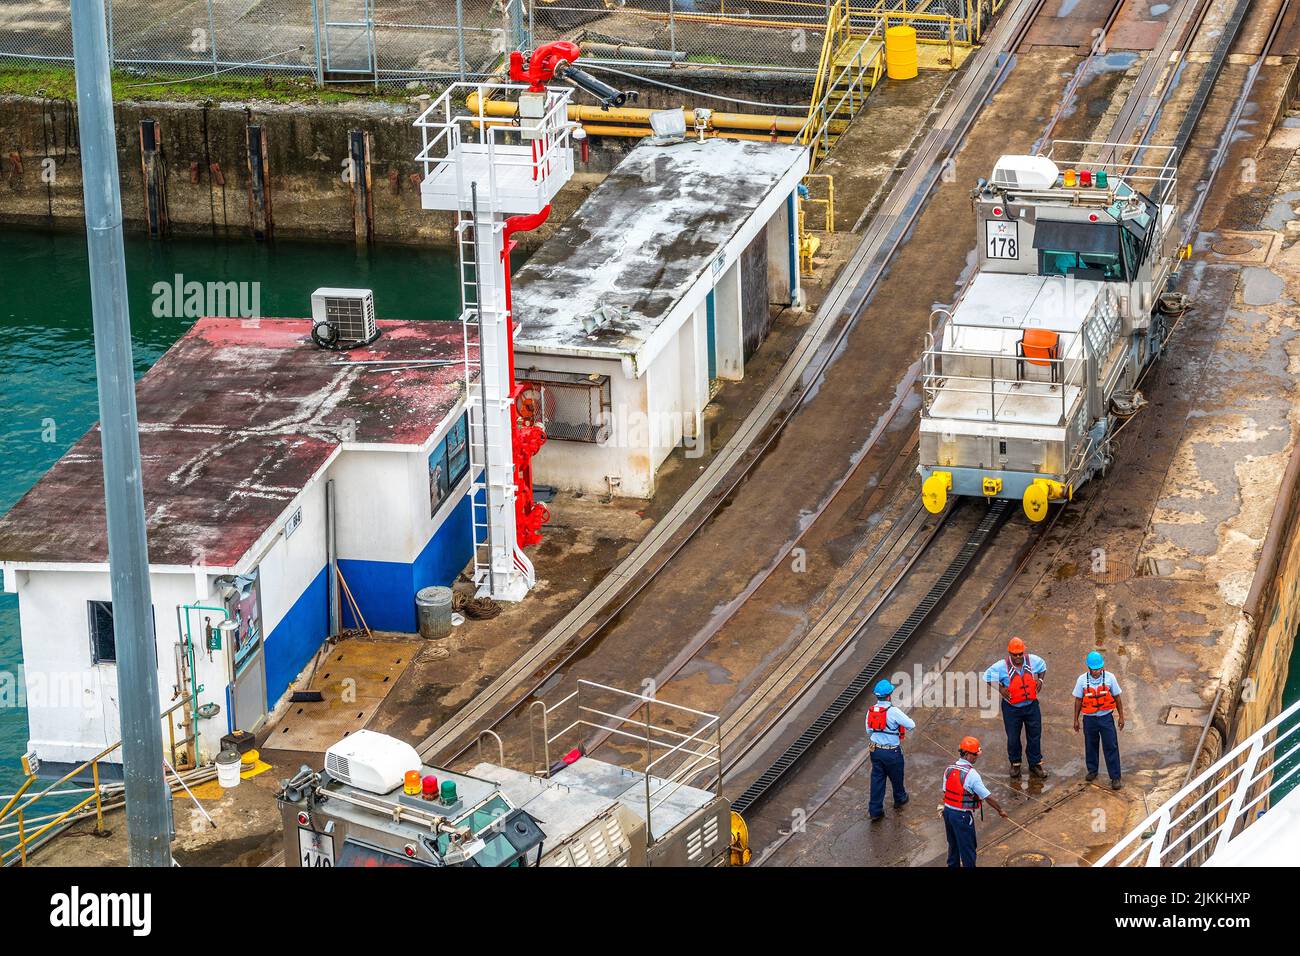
[729, 499, 1011, 815]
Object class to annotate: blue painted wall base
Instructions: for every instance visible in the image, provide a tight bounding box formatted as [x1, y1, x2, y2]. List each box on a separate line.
[261, 494, 474, 709]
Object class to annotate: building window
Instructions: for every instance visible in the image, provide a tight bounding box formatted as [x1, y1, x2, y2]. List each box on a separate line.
[521, 369, 612, 444]
[88, 600, 116, 663]
[87, 601, 158, 665]
[429, 413, 471, 518]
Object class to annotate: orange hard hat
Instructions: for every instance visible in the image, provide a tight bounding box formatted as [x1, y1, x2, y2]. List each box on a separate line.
[1007, 637, 1026, 654]
[959, 736, 981, 755]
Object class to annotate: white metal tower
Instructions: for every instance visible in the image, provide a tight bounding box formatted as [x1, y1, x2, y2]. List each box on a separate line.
[415, 80, 575, 601]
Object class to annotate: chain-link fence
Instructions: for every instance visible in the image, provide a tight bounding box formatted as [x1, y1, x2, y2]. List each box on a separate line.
[0, 0, 526, 84]
[0, 0, 991, 86]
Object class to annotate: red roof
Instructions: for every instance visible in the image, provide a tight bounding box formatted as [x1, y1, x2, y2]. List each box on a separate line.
[0, 317, 473, 568]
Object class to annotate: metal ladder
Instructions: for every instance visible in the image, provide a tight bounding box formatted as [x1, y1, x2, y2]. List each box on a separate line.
[456, 187, 535, 596]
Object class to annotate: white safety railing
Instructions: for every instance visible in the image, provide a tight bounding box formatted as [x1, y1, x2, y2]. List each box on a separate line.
[414, 80, 574, 214]
[528, 680, 722, 844]
[1096, 698, 1300, 866]
[1041, 139, 1179, 208]
[921, 322, 1089, 427]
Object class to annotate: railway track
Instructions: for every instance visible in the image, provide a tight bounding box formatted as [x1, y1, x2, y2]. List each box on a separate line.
[736, 0, 1296, 861]
[421, 0, 1282, 838]
[417, 0, 1051, 766]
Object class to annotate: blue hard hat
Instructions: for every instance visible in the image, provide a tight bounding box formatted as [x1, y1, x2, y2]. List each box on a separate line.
[1086, 651, 1105, 670]
[875, 679, 894, 697]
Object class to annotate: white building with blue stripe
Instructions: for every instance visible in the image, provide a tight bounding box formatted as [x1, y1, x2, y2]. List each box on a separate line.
[0, 314, 476, 775]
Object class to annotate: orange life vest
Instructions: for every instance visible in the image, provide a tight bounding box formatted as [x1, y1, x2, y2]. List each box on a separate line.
[867, 704, 905, 741]
[1005, 655, 1039, 705]
[943, 763, 981, 811]
[1079, 674, 1116, 715]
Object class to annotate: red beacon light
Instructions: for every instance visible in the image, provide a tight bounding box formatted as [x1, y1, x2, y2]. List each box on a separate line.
[421, 774, 439, 801]
[1080, 169, 1092, 187]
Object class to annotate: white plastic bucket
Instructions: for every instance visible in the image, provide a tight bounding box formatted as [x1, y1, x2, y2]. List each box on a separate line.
[216, 749, 242, 789]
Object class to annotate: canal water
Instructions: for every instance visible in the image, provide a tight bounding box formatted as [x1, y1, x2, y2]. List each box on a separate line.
[0, 225, 457, 800]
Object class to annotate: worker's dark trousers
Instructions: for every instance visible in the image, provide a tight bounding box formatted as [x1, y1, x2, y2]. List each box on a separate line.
[1001, 698, 1043, 765]
[1083, 712, 1121, 780]
[943, 806, 978, 867]
[868, 746, 907, 818]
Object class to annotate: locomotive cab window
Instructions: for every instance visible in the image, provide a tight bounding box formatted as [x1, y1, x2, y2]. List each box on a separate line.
[1033, 219, 1130, 281]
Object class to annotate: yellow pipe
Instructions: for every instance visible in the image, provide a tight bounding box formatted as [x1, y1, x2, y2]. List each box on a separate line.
[578, 123, 797, 143]
[466, 91, 805, 134]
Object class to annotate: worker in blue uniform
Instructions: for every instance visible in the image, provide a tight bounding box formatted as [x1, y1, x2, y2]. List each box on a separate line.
[984, 637, 1048, 778]
[1073, 651, 1125, 790]
[865, 679, 915, 821]
[941, 736, 1008, 867]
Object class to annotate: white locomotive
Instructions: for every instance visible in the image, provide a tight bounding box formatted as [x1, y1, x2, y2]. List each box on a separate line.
[919, 140, 1186, 521]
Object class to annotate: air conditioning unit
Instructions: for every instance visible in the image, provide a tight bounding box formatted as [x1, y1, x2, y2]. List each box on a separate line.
[324, 730, 420, 795]
[990, 155, 1060, 190]
[310, 288, 378, 350]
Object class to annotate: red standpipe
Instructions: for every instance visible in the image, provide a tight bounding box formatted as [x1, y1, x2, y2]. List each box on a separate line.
[502, 204, 552, 548]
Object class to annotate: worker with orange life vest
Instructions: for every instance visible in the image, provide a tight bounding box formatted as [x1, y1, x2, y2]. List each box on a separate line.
[983, 637, 1048, 778]
[866, 679, 915, 821]
[1073, 651, 1125, 790]
[941, 736, 1008, 868]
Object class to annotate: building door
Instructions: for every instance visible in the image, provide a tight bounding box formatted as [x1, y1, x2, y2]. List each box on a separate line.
[226, 571, 267, 734]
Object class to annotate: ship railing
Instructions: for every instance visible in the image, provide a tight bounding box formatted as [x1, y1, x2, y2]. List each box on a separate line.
[528, 680, 722, 848]
[1096, 697, 1300, 866]
[414, 81, 574, 212]
[1041, 138, 1178, 206]
[0, 698, 190, 866]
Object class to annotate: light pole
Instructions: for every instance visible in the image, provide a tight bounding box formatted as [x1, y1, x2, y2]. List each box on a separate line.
[69, 0, 172, 867]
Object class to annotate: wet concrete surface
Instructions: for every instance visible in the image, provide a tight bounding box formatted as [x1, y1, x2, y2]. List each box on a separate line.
[444, 46, 1108, 775]
[753, 37, 1300, 868]
[36, 4, 1300, 869]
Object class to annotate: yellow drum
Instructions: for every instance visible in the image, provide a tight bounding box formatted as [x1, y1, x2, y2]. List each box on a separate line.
[885, 25, 919, 81]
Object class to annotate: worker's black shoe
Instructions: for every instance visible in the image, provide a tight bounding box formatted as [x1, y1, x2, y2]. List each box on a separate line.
[1009, 762, 1022, 778]
[894, 797, 910, 809]
[1085, 771, 1098, 782]
[1110, 777, 1122, 790]
[1030, 764, 1048, 779]
[869, 814, 884, 822]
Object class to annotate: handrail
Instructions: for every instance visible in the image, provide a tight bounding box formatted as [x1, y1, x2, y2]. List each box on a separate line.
[1095, 697, 1300, 866]
[527, 680, 723, 849]
[0, 698, 189, 866]
[799, 0, 984, 166]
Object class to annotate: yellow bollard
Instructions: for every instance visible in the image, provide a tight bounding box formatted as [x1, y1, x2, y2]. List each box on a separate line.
[885, 25, 919, 81]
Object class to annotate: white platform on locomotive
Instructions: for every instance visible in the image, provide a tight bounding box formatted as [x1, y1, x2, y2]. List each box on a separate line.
[949, 272, 1106, 336]
[928, 379, 1083, 427]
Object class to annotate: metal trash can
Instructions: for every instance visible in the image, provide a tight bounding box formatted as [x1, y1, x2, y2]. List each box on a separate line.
[415, 586, 454, 640]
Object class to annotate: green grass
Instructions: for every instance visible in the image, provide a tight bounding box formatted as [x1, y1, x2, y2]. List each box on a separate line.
[0, 64, 419, 105]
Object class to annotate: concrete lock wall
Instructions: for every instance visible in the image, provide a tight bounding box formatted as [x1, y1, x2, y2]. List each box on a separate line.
[0, 73, 813, 245]
[0, 95, 451, 243]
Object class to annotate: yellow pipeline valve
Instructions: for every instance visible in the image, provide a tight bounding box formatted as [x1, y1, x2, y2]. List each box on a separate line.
[730, 811, 751, 865]
[1022, 478, 1066, 522]
[981, 476, 1002, 497]
[922, 471, 952, 514]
